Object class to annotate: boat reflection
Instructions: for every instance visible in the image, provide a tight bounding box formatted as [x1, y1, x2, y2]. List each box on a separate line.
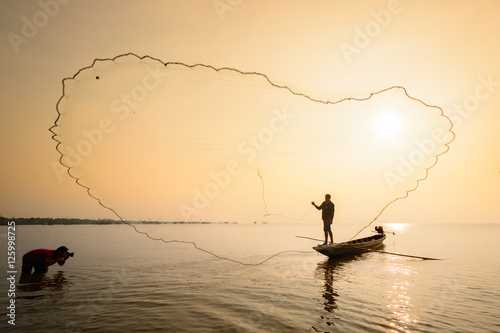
[314, 244, 421, 332]
[18, 271, 71, 298]
[315, 254, 363, 313]
[313, 246, 395, 330]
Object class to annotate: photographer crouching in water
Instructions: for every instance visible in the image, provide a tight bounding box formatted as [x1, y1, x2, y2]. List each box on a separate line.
[21, 246, 74, 276]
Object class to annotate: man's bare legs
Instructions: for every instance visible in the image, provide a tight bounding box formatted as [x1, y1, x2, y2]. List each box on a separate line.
[324, 230, 333, 244]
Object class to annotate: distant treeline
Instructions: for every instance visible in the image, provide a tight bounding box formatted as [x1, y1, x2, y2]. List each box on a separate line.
[0, 217, 121, 225]
[0, 217, 237, 225]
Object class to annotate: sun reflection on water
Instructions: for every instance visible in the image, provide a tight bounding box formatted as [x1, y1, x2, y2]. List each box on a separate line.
[384, 223, 411, 234]
[384, 257, 420, 332]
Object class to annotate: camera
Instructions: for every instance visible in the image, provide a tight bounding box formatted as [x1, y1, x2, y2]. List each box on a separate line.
[67, 252, 74, 257]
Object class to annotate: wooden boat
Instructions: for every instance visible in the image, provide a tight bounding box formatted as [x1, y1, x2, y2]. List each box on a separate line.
[313, 228, 386, 259]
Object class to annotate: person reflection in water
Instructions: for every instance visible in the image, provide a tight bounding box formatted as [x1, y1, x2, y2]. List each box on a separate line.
[18, 271, 70, 293]
[21, 246, 73, 276]
[312, 194, 335, 245]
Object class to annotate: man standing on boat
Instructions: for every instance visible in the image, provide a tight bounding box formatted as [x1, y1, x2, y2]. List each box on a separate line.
[312, 194, 335, 245]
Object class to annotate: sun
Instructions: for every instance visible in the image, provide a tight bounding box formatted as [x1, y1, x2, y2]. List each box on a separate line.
[373, 113, 401, 138]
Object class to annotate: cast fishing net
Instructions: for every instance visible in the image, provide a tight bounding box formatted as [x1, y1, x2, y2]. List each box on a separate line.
[50, 53, 454, 262]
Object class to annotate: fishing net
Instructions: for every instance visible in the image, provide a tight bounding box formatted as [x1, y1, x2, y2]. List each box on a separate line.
[50, 53, 454, 244]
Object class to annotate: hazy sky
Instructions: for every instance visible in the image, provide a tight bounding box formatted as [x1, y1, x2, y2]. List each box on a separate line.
[1, 0, 499, 224]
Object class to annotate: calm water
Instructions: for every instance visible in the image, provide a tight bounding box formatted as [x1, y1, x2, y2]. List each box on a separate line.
[1, 223, 500, 332]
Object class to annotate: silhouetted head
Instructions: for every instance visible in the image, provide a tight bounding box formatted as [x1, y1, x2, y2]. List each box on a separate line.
[54, 246, 69, 258]
[325, 194, 331, 200]
[56, 246, 69, 252]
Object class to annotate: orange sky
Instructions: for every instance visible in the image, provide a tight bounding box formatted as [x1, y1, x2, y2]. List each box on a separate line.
[0, 0, 499, 224]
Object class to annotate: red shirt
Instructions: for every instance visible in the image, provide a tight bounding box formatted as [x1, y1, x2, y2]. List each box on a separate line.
[23, 249, 55, 260]
[23, 249, 66, 266]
